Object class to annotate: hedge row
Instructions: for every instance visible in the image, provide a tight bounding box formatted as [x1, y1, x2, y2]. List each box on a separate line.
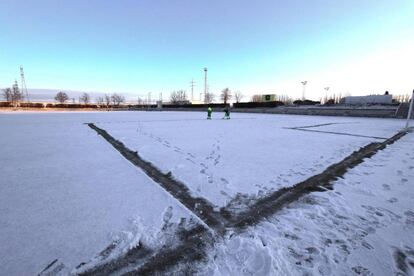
[19, 102, 45, 108]
[0, 102, 12, 107]
[293, 100, 321, 105]
[128, 104, 158, 108]
[45, 103, 100, 108]
[0, 102, 44, 108]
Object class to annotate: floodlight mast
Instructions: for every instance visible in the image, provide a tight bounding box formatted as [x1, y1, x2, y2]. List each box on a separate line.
[405, 89, 414, 130]
[301, 81, 307, 100]
[324, 87, 330, 104]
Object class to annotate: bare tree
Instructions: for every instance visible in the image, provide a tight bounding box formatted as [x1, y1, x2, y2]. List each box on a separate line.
[11, 82, 24, 106]
[234, 91, 243, 103]
[170, 90, 188, 104]
[104, 94, 112, 107]
[79, 93, 90, 104]
[96, 96, 104, 106]
[251, 94, 262, 102]
[2, 88, 12, 102]
[55, 91, 69, 103]
[205, 92, 215, 104]
[220, 88, 232, 104]
[277, 94, 293, 105]
[111, 93, 125, 106]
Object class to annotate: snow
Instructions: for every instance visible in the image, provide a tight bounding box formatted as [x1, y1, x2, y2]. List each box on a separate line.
[202, 131, 414, 275]
[0, 112, 192, 275]
[96, 112, 404, 207]
[0, 110, 411, 275]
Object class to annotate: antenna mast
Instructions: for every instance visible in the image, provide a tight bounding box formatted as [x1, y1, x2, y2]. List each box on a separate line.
[190, 79, 195, 102]
[203, 68, 208, 103]
[20, 66, 30, 102]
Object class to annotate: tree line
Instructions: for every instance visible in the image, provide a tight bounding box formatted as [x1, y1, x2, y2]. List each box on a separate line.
[54, 92, 125, 106]
[2, 82, 25, 107]
[169, 88, 244, 104]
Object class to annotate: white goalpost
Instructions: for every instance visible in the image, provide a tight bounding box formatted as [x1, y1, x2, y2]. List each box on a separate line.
[406, 90, 414, 130]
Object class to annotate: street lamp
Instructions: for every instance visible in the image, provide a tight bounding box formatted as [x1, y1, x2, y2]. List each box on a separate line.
[301, 81, 307, 101]
[324, 87, 330, 104]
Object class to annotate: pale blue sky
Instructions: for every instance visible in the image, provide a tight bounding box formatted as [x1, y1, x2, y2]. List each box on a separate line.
[1, 0, 413, 100]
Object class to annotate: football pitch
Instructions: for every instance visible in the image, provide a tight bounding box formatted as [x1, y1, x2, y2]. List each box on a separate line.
[0, 111, 413, 275]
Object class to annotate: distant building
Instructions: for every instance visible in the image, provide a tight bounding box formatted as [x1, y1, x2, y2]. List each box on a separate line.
[191, 99, 204, 104]
[261, 94, 276, 102]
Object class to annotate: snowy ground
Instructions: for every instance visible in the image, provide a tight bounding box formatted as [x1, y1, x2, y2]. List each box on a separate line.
[0, 112, 193, 275]
[202, 132, 414, 276]
[0, 111, 412, 275]
[95, 113, 403, 207]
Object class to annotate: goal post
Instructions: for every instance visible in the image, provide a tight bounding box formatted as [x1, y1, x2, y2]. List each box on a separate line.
[406, 89, 414, 130]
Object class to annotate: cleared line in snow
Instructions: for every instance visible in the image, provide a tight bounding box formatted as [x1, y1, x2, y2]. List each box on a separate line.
[285, 122, 387, 139]
[288, 127, 388, 140]
[124, 224, 213, 276]
[76, 220, 214, 276]
[87, 123, 228, 234]
[287, 122, 357, 129]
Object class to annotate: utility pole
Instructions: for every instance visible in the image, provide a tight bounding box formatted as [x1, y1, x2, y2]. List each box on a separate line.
[405, 89, 414, 130]
[20, 66, 30, 102]
[204, 68, 208, 103]
[190, 79, 195, 102]
[301, 81, 307, 101]
[324, 87, 330, 104]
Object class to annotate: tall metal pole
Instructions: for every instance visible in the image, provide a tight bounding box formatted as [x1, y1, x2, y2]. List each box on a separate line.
[204, 68, 208, 103]
[190, 79, 195, 102]
[405, 90, 414, 129]
[301, 81, 307, 101]
[324, 87, 330, 104]
[20, 66, 30, 102]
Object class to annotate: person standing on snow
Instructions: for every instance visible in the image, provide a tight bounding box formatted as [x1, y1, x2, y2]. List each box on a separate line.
[223, 105, 230, 119]
[207, 106, 212, 120]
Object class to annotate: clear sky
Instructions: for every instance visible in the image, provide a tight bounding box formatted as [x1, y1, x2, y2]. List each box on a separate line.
[1, 0, 413, 100]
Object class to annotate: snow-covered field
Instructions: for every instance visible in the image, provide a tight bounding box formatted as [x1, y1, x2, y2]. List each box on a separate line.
[0, 111, 412, 275]
[95, 113, 403, 207]
[203, 132, 414, 275]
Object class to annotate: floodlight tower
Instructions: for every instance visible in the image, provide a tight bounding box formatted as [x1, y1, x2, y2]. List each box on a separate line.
[324, 86, 330, 103]
[301, 81, 307, 100]
[204, 67, 208, 103]
[20, 66, 30, 102]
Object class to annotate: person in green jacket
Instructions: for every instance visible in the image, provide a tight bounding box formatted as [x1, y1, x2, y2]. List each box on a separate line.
[223, 106, 230, 119]
[207, 107, 212, 119]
